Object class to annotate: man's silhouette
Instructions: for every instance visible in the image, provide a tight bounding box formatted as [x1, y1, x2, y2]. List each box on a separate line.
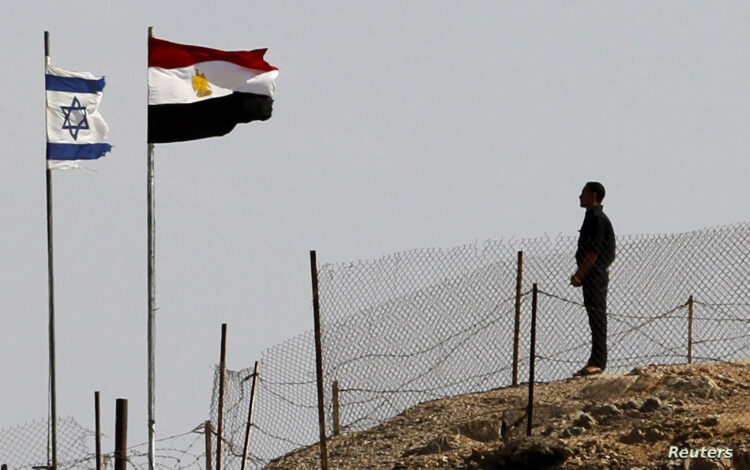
[571, 182, 615, 376]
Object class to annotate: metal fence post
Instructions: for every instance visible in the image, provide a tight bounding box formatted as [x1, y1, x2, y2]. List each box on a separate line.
[94, 392, 102, 470]
[526, 283, 538, 437]
[687, 295, 694, 364]
[216, 323, 228, 470]
[310, 250, 329, 470]
[115, 399, 128, 470]
[513, 251, 524, 386]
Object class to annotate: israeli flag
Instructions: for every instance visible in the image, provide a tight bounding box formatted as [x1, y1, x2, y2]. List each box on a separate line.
[46, 65, 112, 169]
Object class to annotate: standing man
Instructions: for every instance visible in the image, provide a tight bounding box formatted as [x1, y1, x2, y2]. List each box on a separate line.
[571, 182, 615, 376]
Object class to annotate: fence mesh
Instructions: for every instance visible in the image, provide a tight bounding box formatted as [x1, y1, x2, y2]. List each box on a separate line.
[0, 418, 207, 470]
[0, 417, 93, 470]
[6, 223, 746, 470]
[211, 221, 750, 469]
[116, 425, 207, 470]
[209, 333, 319, 470]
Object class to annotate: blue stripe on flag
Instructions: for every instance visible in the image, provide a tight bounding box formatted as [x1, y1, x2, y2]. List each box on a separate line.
[46, 74, 106, 94]
[47, 143, 112, 160]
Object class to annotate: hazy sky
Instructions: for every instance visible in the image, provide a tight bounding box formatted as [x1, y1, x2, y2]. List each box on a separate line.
[2, 0, 749, 453]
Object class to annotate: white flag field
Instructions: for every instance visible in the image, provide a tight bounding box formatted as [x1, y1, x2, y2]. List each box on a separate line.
[45, 65, 111, 169]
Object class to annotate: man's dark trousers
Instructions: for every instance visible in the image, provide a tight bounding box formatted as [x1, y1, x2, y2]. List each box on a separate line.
[582, 268, 608, 369]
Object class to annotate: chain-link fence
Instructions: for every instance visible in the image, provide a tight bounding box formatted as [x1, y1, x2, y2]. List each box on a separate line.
[116, 425, 207, 470]
[6, 223, 747, 469]
[209, 333, 319, 470]
[0, 418, 208, 470]
[0, 417, 94, 470]
[210, 221, 750, 469]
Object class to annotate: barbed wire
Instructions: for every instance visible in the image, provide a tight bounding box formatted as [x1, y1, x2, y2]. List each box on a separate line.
[8, 223, 746, 470]
[206, 221, 750, 469]
[0, 418, 213, 470]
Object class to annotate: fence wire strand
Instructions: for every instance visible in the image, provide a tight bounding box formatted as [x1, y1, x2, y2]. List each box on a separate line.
[4, 222, 748, 470]
[0, 418, 207, 470]
[207, 221, 750, 469]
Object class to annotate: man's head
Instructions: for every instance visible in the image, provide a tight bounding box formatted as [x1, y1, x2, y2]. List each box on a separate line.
[579, 181, 605, 208]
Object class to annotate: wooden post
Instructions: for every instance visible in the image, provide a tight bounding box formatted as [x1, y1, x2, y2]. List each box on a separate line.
[332, 381, 340, 436]
[310, 250, 329, 470]
[216, 323, 228, 470]
[95, 392, 102, 470]
[204, 421, 213, 470]
[115, 399, 128, 470]
[688, 295, 694, 364]
[241, 361, 261, 470]
[203, 421, 214, 470]
[512, 251, 524, 386]
[526, 284, 538, 437]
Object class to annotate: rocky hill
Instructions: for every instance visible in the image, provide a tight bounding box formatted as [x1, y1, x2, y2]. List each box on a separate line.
[264, 360, 750, 469]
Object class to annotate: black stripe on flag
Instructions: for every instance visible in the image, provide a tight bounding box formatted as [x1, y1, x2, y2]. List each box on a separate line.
[147, 92, 273, 144]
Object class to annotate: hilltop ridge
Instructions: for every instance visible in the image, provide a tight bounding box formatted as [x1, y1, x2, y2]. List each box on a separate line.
[265, 360, 750, 469]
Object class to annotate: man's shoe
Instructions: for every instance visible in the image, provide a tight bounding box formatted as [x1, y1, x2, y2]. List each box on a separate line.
[572, 365, 603, 377]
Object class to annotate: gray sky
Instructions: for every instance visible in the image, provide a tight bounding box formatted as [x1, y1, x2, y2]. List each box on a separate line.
[2, 0, 749, 452]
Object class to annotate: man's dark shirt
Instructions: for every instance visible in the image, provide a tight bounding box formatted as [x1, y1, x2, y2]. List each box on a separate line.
[576, 205, 616, 270]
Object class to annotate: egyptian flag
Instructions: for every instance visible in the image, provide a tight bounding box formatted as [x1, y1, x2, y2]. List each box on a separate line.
[148, 37, 278, 143]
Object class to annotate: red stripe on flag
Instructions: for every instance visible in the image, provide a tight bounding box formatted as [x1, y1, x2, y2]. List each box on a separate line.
[148, 37, 278, 71]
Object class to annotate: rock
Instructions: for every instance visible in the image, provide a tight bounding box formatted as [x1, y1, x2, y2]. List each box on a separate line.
[590, 404, 621, 417]
[656, 391, 671, 400]
[402, 434, 459, 456]
[620, 428, 646, 444]
[502, 408, 526, 427]
[496, 435, 573, 468]
[674, 428, 714, 442]
[735, 445, 750, 470]
[560, 426, 584, 438]
[640, 397, 662, 413]
[629, 373, 661, 392]
[536, 403, 580, 418]
[661, 461, 689, 470]
[699, 416, 719, 427]
[577, 376, 638, 401]
[540, 425, 556, 437]
[501, 409, 527, 440]
[456, 419, 500, 443]
[573, 413, 597, 429]
[688, 459, 723, 470]
[662, 376, 721, 400]
[644, 427, 668, 443]
[620, 399, 642, 410]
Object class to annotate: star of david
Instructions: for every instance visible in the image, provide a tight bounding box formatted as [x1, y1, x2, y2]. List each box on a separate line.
[60, 96, 89, 140]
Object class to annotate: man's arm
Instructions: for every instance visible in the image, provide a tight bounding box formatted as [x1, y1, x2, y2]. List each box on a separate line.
[571, 252, 598, 287]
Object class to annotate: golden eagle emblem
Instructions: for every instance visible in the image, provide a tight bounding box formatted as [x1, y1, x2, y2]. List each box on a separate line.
[192, 69, 213, 98]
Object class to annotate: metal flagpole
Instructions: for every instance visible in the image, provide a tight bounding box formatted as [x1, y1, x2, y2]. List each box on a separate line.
[43, 30, 58, 470]
[147, 142, 155, 470]
[147, 26, 156, 470]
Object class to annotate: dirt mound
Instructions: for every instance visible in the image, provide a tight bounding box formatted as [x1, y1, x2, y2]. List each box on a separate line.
[265, 360, 750, 469]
